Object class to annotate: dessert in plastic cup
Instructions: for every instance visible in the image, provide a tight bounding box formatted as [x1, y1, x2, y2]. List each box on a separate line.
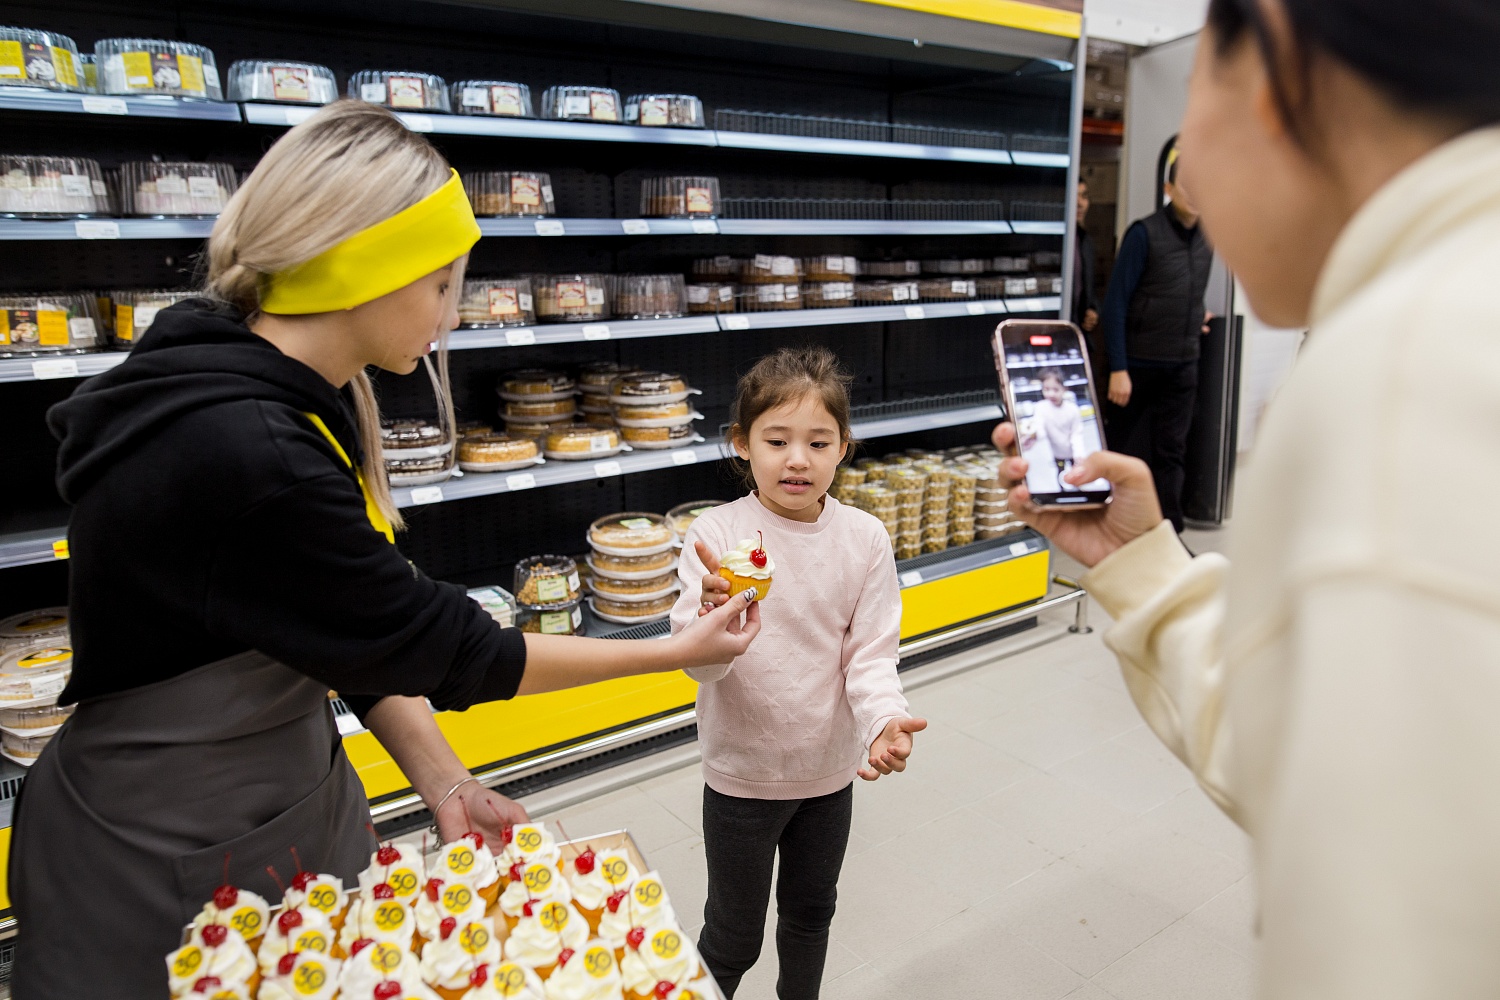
[717, 532, 773, 601]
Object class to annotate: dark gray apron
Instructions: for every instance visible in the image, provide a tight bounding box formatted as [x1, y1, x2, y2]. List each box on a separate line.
[8, 650, 377, 997]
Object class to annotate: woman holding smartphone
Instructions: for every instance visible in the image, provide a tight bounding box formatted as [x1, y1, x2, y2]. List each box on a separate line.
[12, 100, 760, 996]
[995, 0, 1500, 994]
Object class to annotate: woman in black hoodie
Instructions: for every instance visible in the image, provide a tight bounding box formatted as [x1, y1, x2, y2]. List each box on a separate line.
[13, 101, 761, 995]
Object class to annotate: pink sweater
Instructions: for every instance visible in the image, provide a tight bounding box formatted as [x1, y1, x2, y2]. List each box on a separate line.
[671, 494, 908, 799]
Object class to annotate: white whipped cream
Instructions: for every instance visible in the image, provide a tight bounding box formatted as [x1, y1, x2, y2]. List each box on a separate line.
[338, 888, 415, 951]
[256, 905, 336, 975]
[418, 916, 503, 990]
[621, 926, 700, 996]
[279, 873, 347, 923]
[498, 823, 562, 873]
[336, 940, 421, 997]
[503, 901, 589, 969]
[470, 962, 548, 999]
[543, 943, 623, 1000]
[499, 860, 572, 918]
[189, 887, 271, 943]
[357, 843, 427, 905]
[166, 926, 257, 996]
[432, 833, 500, 890]
[719, 538, 773, 579]
[414, 877, 489, 942]
[257, 951, 341, 1000]
[597, 872, 679, 951]
[565, 849, 639, 911]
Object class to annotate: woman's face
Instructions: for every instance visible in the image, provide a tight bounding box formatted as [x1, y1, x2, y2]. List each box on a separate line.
[1179, 26, 1330, 328]
[355, 256, 465, 375]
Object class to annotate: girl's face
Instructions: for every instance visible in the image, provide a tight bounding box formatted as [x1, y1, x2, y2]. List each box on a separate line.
[1041, 378, 1065, 405]
[354, 256, 466, 375]
[734, 391, 849, 522]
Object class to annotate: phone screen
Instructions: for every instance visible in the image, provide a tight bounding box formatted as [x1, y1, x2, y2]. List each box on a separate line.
[994, 321, 1111, 507]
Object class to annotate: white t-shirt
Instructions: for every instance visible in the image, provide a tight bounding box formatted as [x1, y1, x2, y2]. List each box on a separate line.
[1035, 395, 1083, 460]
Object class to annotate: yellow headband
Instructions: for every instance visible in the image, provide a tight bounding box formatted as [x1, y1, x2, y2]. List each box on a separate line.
[260, 169, 481, 314]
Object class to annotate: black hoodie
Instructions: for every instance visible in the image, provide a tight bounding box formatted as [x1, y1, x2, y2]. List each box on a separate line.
[48, 299, 525, 717]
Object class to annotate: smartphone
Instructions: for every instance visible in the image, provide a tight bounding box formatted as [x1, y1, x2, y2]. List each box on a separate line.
[992, 319, 1112, 510]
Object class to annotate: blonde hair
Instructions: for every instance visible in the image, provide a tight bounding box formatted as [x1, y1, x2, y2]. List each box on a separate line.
[206, 99, 456, 530]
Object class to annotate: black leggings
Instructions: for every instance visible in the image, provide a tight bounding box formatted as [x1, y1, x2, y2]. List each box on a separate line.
[698, 783, 854, 1000]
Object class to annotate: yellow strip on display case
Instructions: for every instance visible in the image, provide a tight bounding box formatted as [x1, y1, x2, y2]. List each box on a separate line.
[900, 547, 1050, 639]
[855, 0, 1081, 38]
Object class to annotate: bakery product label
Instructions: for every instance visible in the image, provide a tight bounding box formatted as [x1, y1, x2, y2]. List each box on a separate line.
[176, 54, 205, 94]
[510, 175, 542, 207]
[271, 66, 310, 101]
[652, 928, 682, 959]
[522, 863, 555, 895]
[373, 899, 407, 932]
[556, 281, 587, 310]
[0, 41, 23, 78]
[442, 883, 475, 914]
[459, 921, 492, 954]
[685, 186, 714, 215]
[388, 76, 425, 108]
[291, 958, 330, 995]
[562, 94, 591, 117]
[492, 84, 524, 115]
[49, 46, 78, 87]
[360, 82, 387, 102]
[585, 287, 606, 307]
[488, 288, 520, 317]
[589, 91, 618, 121]
[539, 610, 570, 634]
[294, 928, 330, 953]
[120, 50, 153, 88]
[538, 901, 569, 932]
[640, 98, 669, 126]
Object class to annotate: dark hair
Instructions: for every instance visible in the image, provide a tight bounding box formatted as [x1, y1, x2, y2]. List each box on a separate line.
[1208, 0, 1500, 139]
[728, 347, 854, 481]
[1038, 367, 1065, 387]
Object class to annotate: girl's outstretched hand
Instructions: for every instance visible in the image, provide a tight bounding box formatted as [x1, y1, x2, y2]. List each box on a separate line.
[695, 539, 731, 617]
[859, 716, 928, 780]
[990, 422, 1164, 569]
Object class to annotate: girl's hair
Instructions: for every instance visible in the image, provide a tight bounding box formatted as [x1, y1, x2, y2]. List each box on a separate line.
[1038, 368, 1065, 387]
[1207, 0, 1500, 144]
[728, 347, 854, 482]
[205, 99, 456, 530]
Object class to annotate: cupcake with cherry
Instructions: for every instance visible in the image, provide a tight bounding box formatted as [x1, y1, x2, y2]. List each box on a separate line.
[717, 533, 772, 601]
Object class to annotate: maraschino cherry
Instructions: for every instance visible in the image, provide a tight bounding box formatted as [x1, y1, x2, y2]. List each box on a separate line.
[291, 870, 316, 893]
[374, 982, 402, 999]
[426, 878, 445, 902]
[749, 531, 768, 569]
[191, 977, 223, 994]
[463, 830, 486, 850]
[606, 890, 628, 914]
[277, 953, 298, 976]
[470, 965, 491, 987]
[626, 927, 646, 950]
[440, 917, 457, 940]
[375, 844, 401, 866]
[349, 938, 374, 956]
[522, 900, 537, 917]
[372, 883, 395, 900]
[556, 948, 576, 968]
[200, 925, 228, 948]
[509, 863, 525, 883]
[212, 884, 238, 910]
[573, 846, 596, 875]
[277, 910, 303, 934]
[654, 981, 676, 999]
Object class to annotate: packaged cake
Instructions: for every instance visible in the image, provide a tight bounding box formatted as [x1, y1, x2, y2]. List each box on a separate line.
[117, 161, 237, 217]
[463, 171, 555, 217]
[918, 278, 977, 301]
[348, 69, 450, 112]
[738, 282, 801, 311]
[540, 85, 621, 123]
[590, 593, 676, 624]
[621, 423, 698, 450]
[543, 424, 622, 460]
[587, 549, 677, 581]
[225, 60, 337, 104]
[0, 293, 103, 357]
[532, 274, 609, 323]
[862, 259, 921, 277]
[689, 256, 740, 278]
[667, 500, 725, 543]
[458, 277, 536, 328]
[740, 254, 801, 283]
[514, 555, 582, 609]
[94, 38, 221, 99]
[382, 418, 454, 486]
[623, 93, 705, 128]
[497, 369, 575, 402]
[686, 282, 735, 314]
[452, 79, 533, 117]
[613, 274, 686, 320]
[0, 608, 68, 653]
[0, 155, 110, 217]
[109, 289, 196, 347]
[608, 372, 691, 405]
[588, 512, 674, 556]
[855, 279, 920, 304]
[519, 599, 585, 635]
[803, 255, 860, 281]
[639, 176, 719, 219]
[804, 281, 855, 309]
[922, 258, 987, 275]
[457, 433, 541, 473]
[0, 26, 84, 92]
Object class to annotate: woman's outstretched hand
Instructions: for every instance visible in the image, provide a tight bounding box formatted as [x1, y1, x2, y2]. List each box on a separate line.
[436, 782, 529, 845]
[991, 422, 1164, 568]
[671, 588, 762, 667]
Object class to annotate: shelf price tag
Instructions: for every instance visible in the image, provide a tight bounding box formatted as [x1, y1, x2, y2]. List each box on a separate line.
[621, 219, 651, 235]
[283, 107, 316, 126]
[593, 461, 623, 478]
[505, 472, 537, 492]
[81, 96, 128, 115]
[74, 221, 119, 240]
[1008, 541, 1030, 557]
[32, 358, 79, 379]
[534, 220, 566, 236]
[672, 449, 698, 466]
[581, 324, 611, 341]
[505, 329, 536, 347]
[722, 315, 750, 331]
[903, 305, 926, 320]
[402, 114, 435, 132]
[690, 220, 719, 234]
[408, 486, 445, 505]
[51, 539, 70, 561]
[966, 302, 987, 315]
[899, 570, 923, 588]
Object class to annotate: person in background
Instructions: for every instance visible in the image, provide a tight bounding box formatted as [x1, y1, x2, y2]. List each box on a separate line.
[1098, 152, 1212, 532]
[1074, 178, 1099, 335]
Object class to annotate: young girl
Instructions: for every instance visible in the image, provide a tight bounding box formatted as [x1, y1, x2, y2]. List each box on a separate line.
[1020, 367, 1085, 489]
[671, 346, 926, 999]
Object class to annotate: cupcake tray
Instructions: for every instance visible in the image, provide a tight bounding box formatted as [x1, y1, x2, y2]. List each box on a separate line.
[586, 597, 674, 626]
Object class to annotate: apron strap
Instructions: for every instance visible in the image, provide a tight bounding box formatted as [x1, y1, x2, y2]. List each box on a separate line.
[301, 412, 395, 544]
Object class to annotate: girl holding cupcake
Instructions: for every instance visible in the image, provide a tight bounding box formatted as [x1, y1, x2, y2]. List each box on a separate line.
[672, 346, 927, 999]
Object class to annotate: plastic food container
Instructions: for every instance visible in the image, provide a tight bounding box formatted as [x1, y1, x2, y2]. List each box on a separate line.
[79, 53, 96, 91]
[544, 425, 622, 460]
[458, 277, 535, 328]
[690, 256, 740, 278]
[497, 369, 575, 402]
[109, 289, 195, 347]
[587, 550, 677, 581]
[608, 372, 690, 406]
[519, 599, 585, 635]
[348, 70, 450, 112]
[918, 278, 977, 301]
[0, 701, 73, 733]
[533, 274, 609, 323]
[0, 155, 109, 217]
[95, 38, 221, 99]
[0, 26, 84, 92]
[613, 274, 686, 320]
[738, 283, 801, 312]
[589, 572, 679, 603]
[639, 176, 719, 219]
[686, 282, 735, 315]
[502, 398, 577, 424]
[589, 593, 675, 624]
[540, 85, 621, 123]
[803, 256, 859, 282]
[380, 418, 452, 459]
[589, 512, 674, 557]
[1033, 250, 1063, 269]
[452, 79, 533, 118]
[463, 171, 554, 217]
[804, 281, 855, 309]
[741, 255, 801, 283]
[0, 609, 68, 654]
[118, 161, 237, 217]
[621, 424, 697, 450]
[576, 361, 638, 391]
[855, 280, 920, 304]
[922, 258, 987, 275]
[226, 60, 337, 104]
[514, 555, 582, 608]
[456, 433, 539, 472]
[0, 294, 102, 358]
[612, 401, 695, 427]
[666, 500, 724, 543]
[1, 729, 54, 765]
[385, 443, 454, 486]
[623, 94, 705, 128]
[1036, 274, 1064, 295]
[993, 255, 1030, 273]
[863, 259, 921, 277]
[457, 420, 493, 438]
[0, 642, 71, 704]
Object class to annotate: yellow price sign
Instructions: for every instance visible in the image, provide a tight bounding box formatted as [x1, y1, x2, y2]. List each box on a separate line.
[459, 921, 491, 955]
[230, 907, 263, 938]
[601, 856, 631, 885]
[447, 845, 476, 875]
[523, 864, 553, 894]
[652, 929, 682, 960]
[293, 960, 329, 995]
[171, 946, 203, 978]
[634, 880, 664, 908]
[515, 828, 544, 853]
[538, 901, 569, 932]
[386, 867, 419, 897]
[494, 964, 529, 997]
[443, 884, 474, 914]
[373, 900, 407, 932]
[584, 946, 614, 979]
[307, 886, 339, 913]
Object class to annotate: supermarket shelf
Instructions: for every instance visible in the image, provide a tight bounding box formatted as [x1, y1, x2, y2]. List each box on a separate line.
[0, 352, 127, 383]
[477, 217, 719, 237]
[1010, 221, 1067, 236]
[0, 88, 241, 121]
[713, 130, 1014, 165]
[0, 528, 68, 570]
[853, 402, 1002, 440]
[450, 315, 718, 349]
[0, 218, 215, 240]
[717, 299, 1006, 332]
[716, 219, 1012, 236]
[1004, 296, 1063, 313]
[1010, 151, 1071, 169]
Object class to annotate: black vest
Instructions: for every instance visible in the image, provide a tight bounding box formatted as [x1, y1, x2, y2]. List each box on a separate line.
[1125, 205, 1213, 363]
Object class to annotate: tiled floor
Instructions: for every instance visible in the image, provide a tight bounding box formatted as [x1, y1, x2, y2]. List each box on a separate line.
[531, 528, 1257, 1000]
